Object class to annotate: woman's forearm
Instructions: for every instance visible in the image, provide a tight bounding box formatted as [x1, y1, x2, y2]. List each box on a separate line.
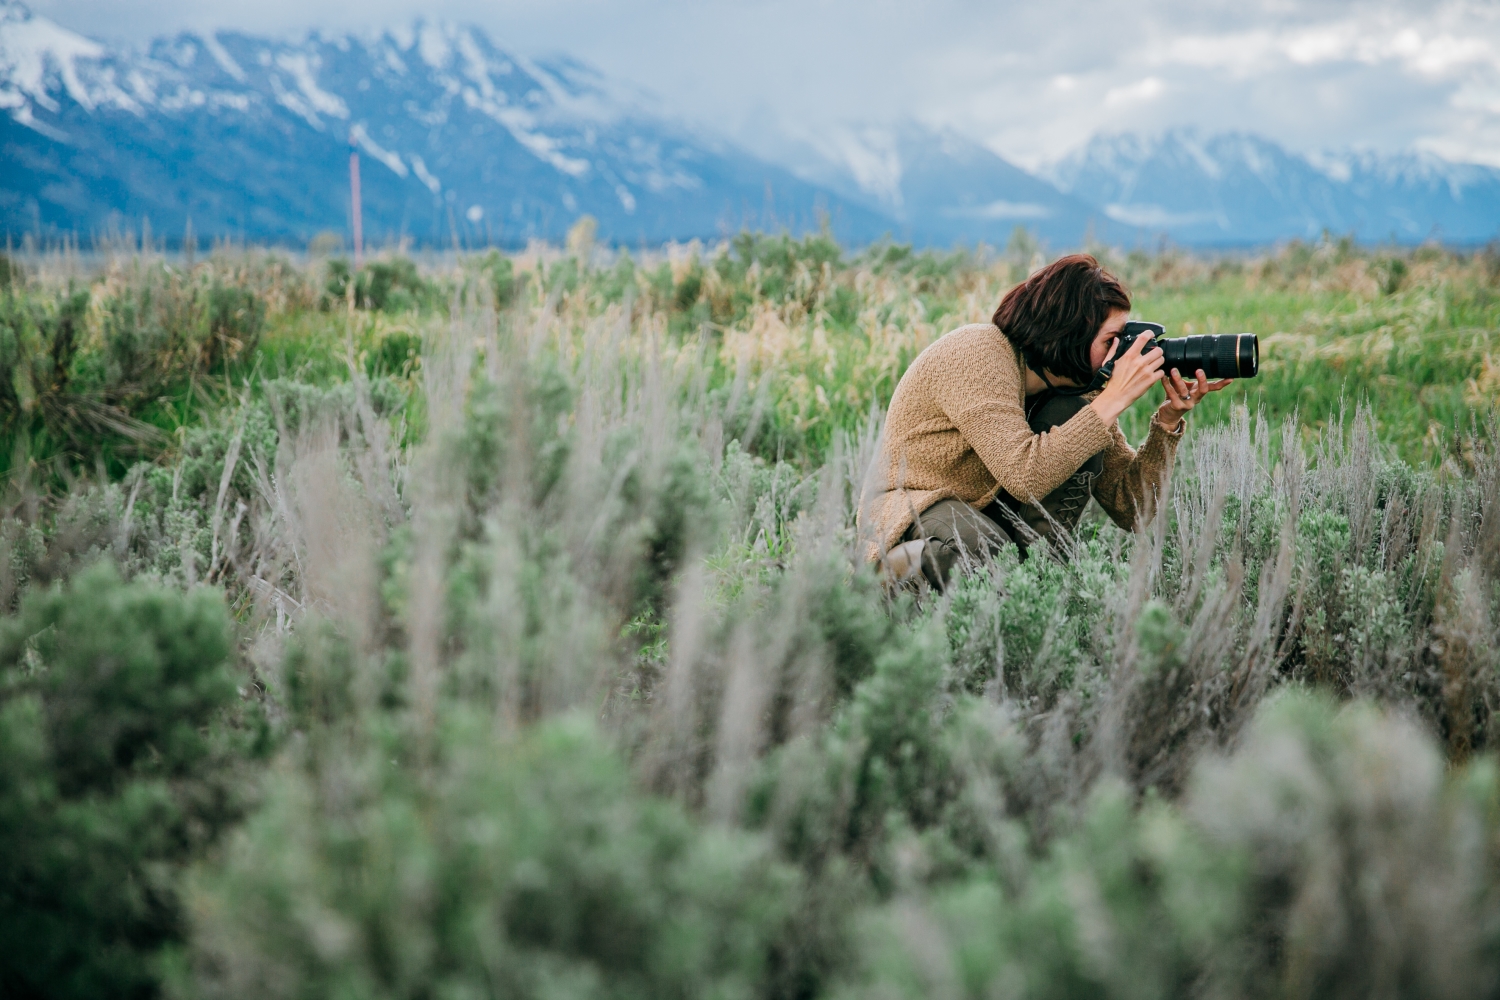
[1090, 391, 1184, 432]
[1092, 418, 1184, 530]
[1088, 394, 1127, 426]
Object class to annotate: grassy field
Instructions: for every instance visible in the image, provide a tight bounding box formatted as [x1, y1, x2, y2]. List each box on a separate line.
[3, 229, 1500, 999]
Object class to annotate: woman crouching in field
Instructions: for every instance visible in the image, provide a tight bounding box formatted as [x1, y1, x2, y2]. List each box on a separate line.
[861, 253, 1231, 589]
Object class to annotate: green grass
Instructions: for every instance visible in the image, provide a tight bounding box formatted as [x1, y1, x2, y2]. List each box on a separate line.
[4, 235, 1497, 483]
[1127, 274, 1500, 459]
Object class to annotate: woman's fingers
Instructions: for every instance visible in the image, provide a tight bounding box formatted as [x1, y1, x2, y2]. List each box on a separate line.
[1163, 372, 1183, 404]
[1163, 369, 1192, 409]
[1147, 368, 1237, 426]
[1115, 333, 1158, 372]
[1109, 341, 1163, 398]
[1125, 346, 1164, 376]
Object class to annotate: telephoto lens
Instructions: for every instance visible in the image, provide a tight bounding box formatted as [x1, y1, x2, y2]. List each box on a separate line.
[1117, 321, 1258, 380]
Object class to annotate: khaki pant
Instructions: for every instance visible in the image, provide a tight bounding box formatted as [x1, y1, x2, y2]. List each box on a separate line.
[903, 497, 1016, 589]
[902, 393, 1103, 589]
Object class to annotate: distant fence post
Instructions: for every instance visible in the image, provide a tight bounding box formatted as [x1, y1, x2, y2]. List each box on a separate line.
[349, 131, 363, 269]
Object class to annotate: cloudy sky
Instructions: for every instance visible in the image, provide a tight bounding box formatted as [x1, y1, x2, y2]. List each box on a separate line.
[26, 0, 1500, 168]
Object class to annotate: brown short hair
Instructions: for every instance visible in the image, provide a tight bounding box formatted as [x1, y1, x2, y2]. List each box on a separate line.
[992, 254, 1130, 385]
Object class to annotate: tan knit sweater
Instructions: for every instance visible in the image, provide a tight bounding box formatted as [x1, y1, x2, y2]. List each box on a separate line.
[859, 323, 1184, 558]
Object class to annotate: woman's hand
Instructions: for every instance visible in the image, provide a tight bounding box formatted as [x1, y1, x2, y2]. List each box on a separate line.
[1088, 332, 1165, 425]
[1156, 368, 1233, 428]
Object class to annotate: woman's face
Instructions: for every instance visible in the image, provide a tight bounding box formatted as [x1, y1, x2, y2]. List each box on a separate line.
[1090, 308, 1131, 371]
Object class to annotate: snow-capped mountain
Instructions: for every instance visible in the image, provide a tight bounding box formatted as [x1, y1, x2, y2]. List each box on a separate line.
[1046, 130, 1500, 245]
[6, 0, 1500, 249]
[0, 1, 891, 245]
[771, 122, 1111, 246]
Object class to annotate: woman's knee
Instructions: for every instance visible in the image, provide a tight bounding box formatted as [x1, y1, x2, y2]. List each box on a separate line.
[906, 499, 1013, 589]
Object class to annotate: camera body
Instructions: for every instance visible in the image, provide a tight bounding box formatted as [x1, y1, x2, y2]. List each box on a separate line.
[1094, 321, 1258, 389]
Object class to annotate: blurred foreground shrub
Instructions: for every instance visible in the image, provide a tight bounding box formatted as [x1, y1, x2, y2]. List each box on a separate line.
[839, 691, 1500, 999]
[0, 564, 262, 1000]
[184, 710, 804, 1000]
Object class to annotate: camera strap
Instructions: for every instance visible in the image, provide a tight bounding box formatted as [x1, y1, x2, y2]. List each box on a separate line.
[1034, 365, 1110, 398]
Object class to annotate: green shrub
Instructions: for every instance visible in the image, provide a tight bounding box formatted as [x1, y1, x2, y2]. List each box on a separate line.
[840, 783, 1242, 1000]
[324, 257, 434, 312]
[324, 257, 353, 303]
[89, 273, 263, 402]
[360, 258, 431, 313]
[0, 251, 20, 290]
[749, 623, 1030, 892]
[185, 713, 802, 1000]
[1, 266, 268, 477]
[841, 692, 1500, 1000]
[365, 328, 423, 380]
[479, 250, 524, 307]
[0, 563, 260, 1000]
[1188, 690, 1498, 999]
[1374, 256, 1408, 295]
[940, 545, 1107, 703]
[675, 268, 704, 314]
[0, 288, 152, 461]
[204, 282, 265, 367]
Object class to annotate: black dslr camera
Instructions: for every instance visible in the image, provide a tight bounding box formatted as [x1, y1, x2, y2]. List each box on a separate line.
[1088, 321, 1258, 391]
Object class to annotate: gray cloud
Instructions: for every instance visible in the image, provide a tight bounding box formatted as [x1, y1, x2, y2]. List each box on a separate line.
[26, 0, 1500, 166]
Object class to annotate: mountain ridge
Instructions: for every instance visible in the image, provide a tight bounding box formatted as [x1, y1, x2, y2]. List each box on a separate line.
[0, 1, 894, 246]
[1044, 128, 1500, 245]
[764, 122, 1114, 246]
[6, 0, 1500, 249]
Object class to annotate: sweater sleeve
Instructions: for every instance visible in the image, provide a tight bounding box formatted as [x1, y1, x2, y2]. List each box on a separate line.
[930, 339, 1115, 504]
[1092, 414, 1185, 531]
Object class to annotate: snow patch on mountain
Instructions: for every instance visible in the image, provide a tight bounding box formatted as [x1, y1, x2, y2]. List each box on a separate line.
[200, 32, 244, 82]
[0, 4, 101, 106]
[410, 155, 441, 194]
[276, 51, 348, 120]
[350, 123, 407, 177]
[949, 200, 1051, 220]
[808, 126, 906, 211]
[0, 1, 634, 184]
[1104, 204, 1226, 228]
